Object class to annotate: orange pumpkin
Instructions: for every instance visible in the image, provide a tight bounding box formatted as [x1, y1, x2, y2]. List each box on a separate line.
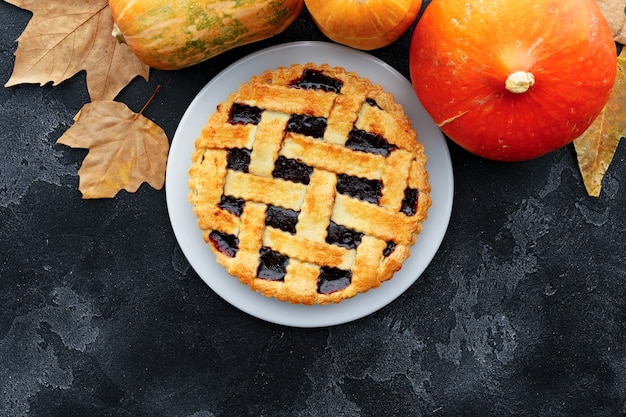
[409, 0, 617, 161]
[305, 0, 423, 50]
[109, 0, 304, 70]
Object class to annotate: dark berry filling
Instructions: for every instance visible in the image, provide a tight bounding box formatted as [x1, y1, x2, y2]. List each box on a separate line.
[336, 174, 382, 204]
[326, 221, 363, 250]
[400, 188, 419, 216]
[218, 195, 245, 216]
[346, 128, 397, 157]
[383, 241, 397, 257]
[272, 156, 312, 185]
[226, 148, 251, 172]
[229, 103, 263, 125]
[257, 247, 288, 281]
[317, 266, 352, 294]
[286, 114, 327, 138]
[209, 231, 239, 258]
[265, 205, 299, 234]
[366, 98, 381, 109]
[289, 69, 343, 93]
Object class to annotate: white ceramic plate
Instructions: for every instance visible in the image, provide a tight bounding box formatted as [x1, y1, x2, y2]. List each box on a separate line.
[166, 41, 453, 328]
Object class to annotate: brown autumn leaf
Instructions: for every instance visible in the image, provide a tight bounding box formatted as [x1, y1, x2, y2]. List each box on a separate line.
[596, 0, 626, 44]
[573, 48, 626, 197]
[4, 0, 149, 101]
[57, 97, 169, 199]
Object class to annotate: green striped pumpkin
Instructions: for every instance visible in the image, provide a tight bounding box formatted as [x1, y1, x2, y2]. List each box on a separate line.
[109, 0, 304, 70]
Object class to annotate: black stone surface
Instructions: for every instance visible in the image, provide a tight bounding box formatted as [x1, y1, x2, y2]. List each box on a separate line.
[2, 2, 626, 416]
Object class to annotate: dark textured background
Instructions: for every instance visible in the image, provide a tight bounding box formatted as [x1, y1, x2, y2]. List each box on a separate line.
[2, 2, 626, 416]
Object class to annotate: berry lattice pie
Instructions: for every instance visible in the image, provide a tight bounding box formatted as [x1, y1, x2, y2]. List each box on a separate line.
[188, 63, 431, 305]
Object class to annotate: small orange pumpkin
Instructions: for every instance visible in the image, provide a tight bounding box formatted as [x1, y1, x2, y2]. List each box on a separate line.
[409, 0, 617, 161]
[305, 0, 423, 50]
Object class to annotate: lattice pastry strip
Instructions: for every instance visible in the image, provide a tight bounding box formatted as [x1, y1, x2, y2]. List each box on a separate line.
[223, 170, 306, 210]
[247, 112, 291, 177]
[188, 63, 431, 305]
[331, 194, 419, 246]
[295, 169, 337, 242]
[238, 83, 337, 118]
[355, 100, 418, 152]
[323, 76, 370, 145]
[280, 133, 387, 180]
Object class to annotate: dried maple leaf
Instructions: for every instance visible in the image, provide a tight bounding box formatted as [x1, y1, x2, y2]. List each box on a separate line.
[573, 48, 626, 197]
[4, 0, 149, 101]
[596, 0, 626, 44]
[57, 92, 169, 199]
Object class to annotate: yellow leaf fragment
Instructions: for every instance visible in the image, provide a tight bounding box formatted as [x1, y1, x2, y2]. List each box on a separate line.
[57, 101, 169, 199]
[4, 0, 149, 101]
[573, 49, 626, 197]
[596, 0, 626, 43]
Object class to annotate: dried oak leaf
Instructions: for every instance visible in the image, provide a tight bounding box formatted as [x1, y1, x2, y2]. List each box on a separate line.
[57, 100, 169, 199]
[573, 48, 626, 197]
[596, 0, 626, 44]
[4, 0, 149, 101]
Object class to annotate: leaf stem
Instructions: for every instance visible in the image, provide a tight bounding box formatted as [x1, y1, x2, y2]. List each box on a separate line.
[138, 85, 162, 116]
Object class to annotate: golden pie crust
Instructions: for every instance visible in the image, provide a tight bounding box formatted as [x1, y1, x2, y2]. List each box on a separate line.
[188, 63, 431, 305]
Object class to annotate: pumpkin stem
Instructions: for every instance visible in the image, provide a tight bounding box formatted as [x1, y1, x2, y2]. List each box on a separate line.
[112, 23, 127, 44]
[505, 71, 535, 94]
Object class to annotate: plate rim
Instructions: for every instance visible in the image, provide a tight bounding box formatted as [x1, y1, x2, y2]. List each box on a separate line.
[166, 40, 454, 328]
